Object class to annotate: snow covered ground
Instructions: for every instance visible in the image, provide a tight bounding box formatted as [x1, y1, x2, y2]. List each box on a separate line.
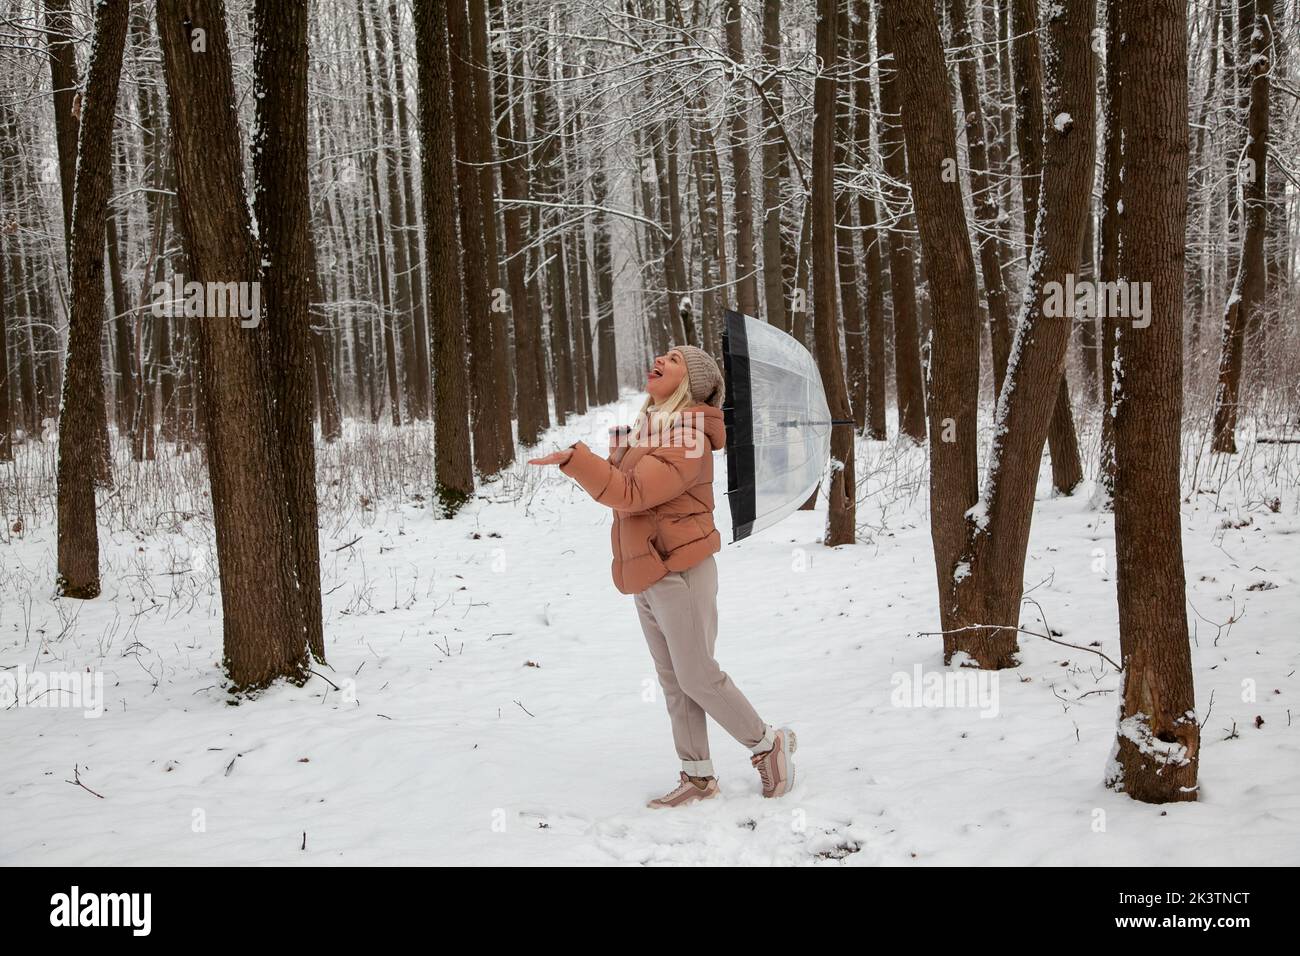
[2, 398, 1298, 866]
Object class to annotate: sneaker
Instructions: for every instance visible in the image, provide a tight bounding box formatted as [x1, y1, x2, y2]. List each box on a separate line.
[751, 726, 797, 798]
[647, 771, 720, 809]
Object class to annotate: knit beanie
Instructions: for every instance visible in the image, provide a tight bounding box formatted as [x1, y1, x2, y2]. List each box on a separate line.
[671, 344, 725, 408]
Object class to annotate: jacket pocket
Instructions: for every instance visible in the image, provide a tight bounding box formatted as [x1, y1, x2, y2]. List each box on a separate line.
[649, 511, 668, 560]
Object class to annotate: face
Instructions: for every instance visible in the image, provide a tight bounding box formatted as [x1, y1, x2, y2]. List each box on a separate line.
[647, 349, 688, 404]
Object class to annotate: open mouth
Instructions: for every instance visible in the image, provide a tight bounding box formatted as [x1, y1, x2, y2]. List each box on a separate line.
[648, 368, 662, 380]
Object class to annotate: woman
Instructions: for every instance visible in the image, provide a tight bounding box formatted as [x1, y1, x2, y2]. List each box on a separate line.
[529, 345, 796, 809]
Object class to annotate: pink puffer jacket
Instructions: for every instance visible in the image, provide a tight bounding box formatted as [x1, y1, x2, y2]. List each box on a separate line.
[560, 405, 725, 594]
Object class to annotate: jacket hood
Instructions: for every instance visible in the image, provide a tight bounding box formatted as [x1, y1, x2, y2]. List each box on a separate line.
[679, 404, 726, 452]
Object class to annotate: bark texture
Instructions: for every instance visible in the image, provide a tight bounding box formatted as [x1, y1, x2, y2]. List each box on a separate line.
[156, 0, 309, 689]
[55, 0, 131, 599]
[1105, 0, 1200, 804]
[413, 0, 475, 515]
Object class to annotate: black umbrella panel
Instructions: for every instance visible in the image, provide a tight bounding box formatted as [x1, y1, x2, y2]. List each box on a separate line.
[721, 309, 834, 543]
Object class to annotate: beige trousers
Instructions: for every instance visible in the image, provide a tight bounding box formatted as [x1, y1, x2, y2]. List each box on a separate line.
[635, 556, 772, 777]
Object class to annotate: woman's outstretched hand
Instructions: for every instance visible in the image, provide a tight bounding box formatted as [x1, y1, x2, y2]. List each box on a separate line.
[528, 448, 574, 467]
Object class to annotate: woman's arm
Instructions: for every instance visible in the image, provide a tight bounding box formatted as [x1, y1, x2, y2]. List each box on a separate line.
[561, 440, 706, 512]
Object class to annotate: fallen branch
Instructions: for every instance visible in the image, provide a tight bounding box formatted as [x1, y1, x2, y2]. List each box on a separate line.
[65, 764, 105, 799]
[915, 623, 1120, 670]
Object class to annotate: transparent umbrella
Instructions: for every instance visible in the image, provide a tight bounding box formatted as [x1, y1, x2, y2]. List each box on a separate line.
[721, 309, 848, 542]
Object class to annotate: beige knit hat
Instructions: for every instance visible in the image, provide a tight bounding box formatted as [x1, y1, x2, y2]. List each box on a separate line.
[670, 344, 725, 408]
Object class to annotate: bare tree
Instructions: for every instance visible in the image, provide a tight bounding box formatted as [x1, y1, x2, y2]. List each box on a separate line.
[491, 0, 546, 446]
[156, 0, 309, 689]
[1211, 0, 1273, 453]
[54, 0, 130, 599]
[722, 0, 760, 316]
[884, 0, 980, 639]
[44, 0, 79, 260]
[1104, 0, 1200, 804]
[1008, 0, 1084, 495]
[851, 0, 886, 440]
[252, 0, 327, 662]
[960, 0, 1095, 662]
[759, 0, 790, 335]
[468, 0, 515, 467]
[1097, 0, 1122, 506]
[834, 0, 867, 429]
[0, 210, 10, 462]
[447, 0, 508, 475]
[946, 0, 1014, 398]
[414, 0, 475, 515]
[813, 0, 855, 547]
[875, 10, 927, 443]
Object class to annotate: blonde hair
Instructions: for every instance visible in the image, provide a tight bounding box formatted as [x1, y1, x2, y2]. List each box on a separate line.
[627, 376, 693, 447]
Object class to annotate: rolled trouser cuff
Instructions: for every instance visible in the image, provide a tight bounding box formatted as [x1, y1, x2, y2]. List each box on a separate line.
[749, 724, 775, 755]
[681, 757, 715, 778]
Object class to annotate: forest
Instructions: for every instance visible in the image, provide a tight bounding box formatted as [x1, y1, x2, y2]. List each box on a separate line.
[0, 0, 1297, 868]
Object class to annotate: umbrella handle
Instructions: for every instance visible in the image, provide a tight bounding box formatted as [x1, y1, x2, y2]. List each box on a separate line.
[773, 419, 856, 427]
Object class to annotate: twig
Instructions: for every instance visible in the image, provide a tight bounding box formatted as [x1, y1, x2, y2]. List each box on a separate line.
[65, 764, 105, 799]
[309, 668, 341, 691]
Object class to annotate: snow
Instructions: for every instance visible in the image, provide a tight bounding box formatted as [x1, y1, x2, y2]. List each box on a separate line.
[1053, 112, 1072, 133]
[2, 402, 1298, 866]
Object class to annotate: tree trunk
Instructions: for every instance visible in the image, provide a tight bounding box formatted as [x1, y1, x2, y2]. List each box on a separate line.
[1211, 0, 1272, 454]
[692, 121, 722, 351]
[1097, 0, 1122, 506]
[447, 0, 507, 474]
[1010, 0, 1083, 495]
[106, 206, 137, 437]
[835, 0, 867, 430]
[941, 0, 1095, 665]
[55, 0, 131, 599]
[387, 0, 432, 422]
[876, 10, 927, 443]
[491, 0, 546, 444]
[356, 2, 402, 427]
[369, 0, 421, 424]
[852, 0, 887, 440]
[0, 219, 10, 461]
[468, 0, 515, 465]
[252, 0, 327, 663]
[413, 0, 475, 515]
[813, 0, 855, 547]
[44, 0, 79, 261]
[946, 0, 1014, 400]
[156, 0, 309, 689]
[886, 0, 983, 643]
[46, 0, 113, 482]
[534, 33, 577, 424]
[723, 0, 760, 316]
[591, 142, 619, 403]
[759, 0, 790, 335]
[1104, 0, 1200, 804]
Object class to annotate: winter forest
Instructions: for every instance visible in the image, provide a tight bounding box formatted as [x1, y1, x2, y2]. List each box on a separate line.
[1, 0, 1297, 869]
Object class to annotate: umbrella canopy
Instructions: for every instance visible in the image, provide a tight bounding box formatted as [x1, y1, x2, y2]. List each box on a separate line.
[721, 309, 834, 542]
